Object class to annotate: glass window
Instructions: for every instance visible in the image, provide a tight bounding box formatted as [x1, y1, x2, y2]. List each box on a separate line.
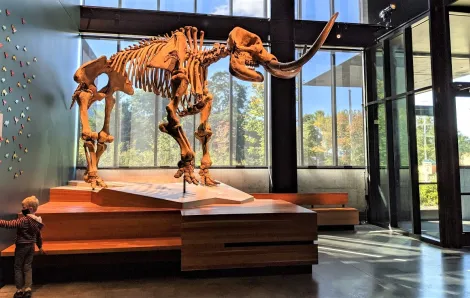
[335, 51, 364, 166]
[456, 97, 470, 167]
[200, 59, 231, 166]
[450, 14, 470, 83]
[301, 0, 331, 21]
[457, 96, 470, 233]
[377, 103, 390, 225]
[78, 39, 119, 168]
[160, 0, 195, 13]
[412, 18, 432, 89]
[335, 0, 360, 23]
[117, 41, 156, 167]
[390, 34, 406, 96]
[233, 0, 265, 17]
[198, 0, 230, 15]
[232, 78, 266, 166]
[157, 96, 195, 167]
[122, 0, 157, 10]
[374, 46, 385, 100]
[84, 0, 118, 7]
[301, 50, 333, 166]
[297, 49, 365, 167]
[392, 98, 413, 232]
[415, 89, 439, 239]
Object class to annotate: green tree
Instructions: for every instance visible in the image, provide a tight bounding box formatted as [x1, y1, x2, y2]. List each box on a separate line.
[302, 110, 333, 165]
[242, 82, 265, 165]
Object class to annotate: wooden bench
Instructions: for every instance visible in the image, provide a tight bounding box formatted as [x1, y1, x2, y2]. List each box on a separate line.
[251, 193, 359, 228]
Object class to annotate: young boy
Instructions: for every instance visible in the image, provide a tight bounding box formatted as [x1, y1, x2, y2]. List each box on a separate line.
[0, 196, 45, 298]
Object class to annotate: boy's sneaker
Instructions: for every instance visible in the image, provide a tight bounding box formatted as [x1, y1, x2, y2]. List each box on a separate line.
[13, 291, 23, 298]
[22, 290, 31, 298]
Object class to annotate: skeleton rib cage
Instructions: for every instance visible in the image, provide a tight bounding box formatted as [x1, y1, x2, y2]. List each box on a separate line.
[107, 26, 229, 117]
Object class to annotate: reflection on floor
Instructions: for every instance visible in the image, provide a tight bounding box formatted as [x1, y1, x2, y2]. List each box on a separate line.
[399, 220, 470, 239]
[1, 225, 469, 298]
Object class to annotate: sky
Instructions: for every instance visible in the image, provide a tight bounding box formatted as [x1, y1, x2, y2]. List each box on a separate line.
[84, 0, 361, 22]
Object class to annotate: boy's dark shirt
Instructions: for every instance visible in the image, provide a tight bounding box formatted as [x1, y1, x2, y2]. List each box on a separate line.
[0, 214, 44, 248]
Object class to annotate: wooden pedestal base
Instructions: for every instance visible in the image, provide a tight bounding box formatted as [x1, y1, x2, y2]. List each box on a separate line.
[1, 182, 318, 278]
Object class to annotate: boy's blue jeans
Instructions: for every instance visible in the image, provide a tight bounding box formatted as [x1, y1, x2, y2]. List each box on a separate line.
[14, 243, 34, 290]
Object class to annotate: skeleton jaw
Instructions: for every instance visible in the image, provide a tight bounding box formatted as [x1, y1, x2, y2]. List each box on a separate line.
[229, 50, 264, 82]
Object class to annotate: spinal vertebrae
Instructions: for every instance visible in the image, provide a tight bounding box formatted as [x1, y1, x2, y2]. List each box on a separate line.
[73, 13, 338, 189]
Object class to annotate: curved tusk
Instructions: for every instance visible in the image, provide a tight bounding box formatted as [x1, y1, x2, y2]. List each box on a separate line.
[264, 64, 301, 79]
[268, 12, 338, 71]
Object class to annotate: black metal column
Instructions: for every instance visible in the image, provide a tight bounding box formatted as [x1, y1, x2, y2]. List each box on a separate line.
[429, 0, 462, 248]
[404, 27, 422, 235]
[365, 48, 378, 223]
[383, 40, 398, 227]
[269, 0, 297, 192]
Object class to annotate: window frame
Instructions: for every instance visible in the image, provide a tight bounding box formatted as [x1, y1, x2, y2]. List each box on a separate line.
[296, 45, 366, 169]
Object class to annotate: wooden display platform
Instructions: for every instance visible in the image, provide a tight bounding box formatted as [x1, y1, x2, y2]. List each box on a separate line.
[1, 182, 318, 276]
[181, 200, 317, 271]
[55, 181, 254, 209]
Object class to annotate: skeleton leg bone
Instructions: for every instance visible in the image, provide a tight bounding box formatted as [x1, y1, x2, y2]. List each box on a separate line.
[98, 95, 116, 144]
[195, 93, 219, 186]
[87, 94, 116, 188]
[83, 140, 99, 190]
[77, 90, 99, 141]
[159, 71, 198, 184]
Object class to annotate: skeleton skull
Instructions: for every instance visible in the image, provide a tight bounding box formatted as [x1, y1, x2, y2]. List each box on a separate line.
[227, 12, 339, 81]
[227, 27, 276, 82]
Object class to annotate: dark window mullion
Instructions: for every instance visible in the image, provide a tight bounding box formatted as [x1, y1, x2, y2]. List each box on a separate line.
[229, 74, 233, 166]
[331, 51, 338, 166]
[404, 26, 422, 234]
[384, 39, 398, 227]
[298, 50, 304, 166]
[114, 40, 121, 167]
[154, 94, 159, 167]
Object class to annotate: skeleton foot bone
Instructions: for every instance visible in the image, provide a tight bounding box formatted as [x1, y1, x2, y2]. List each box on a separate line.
[84, 171, 108, 189]
[199, 165, 220, 186]
[174, 159, 199, 185]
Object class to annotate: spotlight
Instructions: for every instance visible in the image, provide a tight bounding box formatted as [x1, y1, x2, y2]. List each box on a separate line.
[336, 33, 341, 39]
[379, 3, 396, 29]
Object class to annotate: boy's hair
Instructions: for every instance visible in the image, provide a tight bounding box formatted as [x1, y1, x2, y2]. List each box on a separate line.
[22, 196, 39, 212]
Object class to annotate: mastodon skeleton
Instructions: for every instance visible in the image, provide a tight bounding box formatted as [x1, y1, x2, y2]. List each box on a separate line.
[72, 13, 338, 189]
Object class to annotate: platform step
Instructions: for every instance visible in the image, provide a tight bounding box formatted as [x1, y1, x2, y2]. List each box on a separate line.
[36, 202, 178, 214]
[31, 202, 181, 241]
[0, 237, 182, 257]
[50, 186, 96, 202]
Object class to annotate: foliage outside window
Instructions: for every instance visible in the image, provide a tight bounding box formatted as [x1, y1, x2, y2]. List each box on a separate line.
[77, 38, 266, 168]
[297, 49, 365, 167]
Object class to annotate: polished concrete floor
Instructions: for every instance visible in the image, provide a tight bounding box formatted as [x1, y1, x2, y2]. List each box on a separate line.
[1, 225, 469, 298]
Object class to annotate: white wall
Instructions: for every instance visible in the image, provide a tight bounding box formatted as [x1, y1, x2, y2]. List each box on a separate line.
[298, 169, 368, 211]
